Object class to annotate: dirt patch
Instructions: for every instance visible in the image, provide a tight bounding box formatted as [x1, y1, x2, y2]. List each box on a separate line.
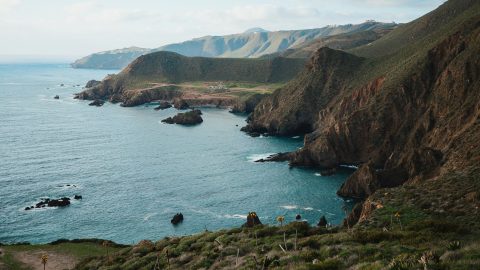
[14, 250, 78, 270]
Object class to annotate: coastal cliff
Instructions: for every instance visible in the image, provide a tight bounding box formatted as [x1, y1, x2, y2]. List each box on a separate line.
[75, 52, 306, 110]
[244, 0, 480, 214]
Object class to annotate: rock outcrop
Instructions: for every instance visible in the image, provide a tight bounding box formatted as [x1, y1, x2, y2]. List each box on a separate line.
[243, 0, 480, 222]
[243, 212, 262, 227]
[162, 110, 203, 125]
[85, 80, 101, 88]
[337, 162, 380, 199]
[154, 101, 172, 110]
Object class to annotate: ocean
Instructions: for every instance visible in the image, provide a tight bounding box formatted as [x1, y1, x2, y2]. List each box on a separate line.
[0, 63, 353, 244]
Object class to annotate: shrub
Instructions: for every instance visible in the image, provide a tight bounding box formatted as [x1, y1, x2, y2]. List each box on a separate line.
[352, 230, 399, 244]
[308, 258, 342, 270]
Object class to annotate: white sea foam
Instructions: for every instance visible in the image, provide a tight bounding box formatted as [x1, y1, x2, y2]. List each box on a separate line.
[339, 164, 359, 169]
[303, 207, 314, 211]
[280, 205, 298, 210]
[291, 136, 300, 139]
[314, 173, 322, 176]
[224, 214, 247, 219]
[246, 153, 275, 163]
[143, 213, 156, 221]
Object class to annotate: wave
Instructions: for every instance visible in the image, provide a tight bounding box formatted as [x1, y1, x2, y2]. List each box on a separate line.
[246, 153, 275, 163]
[143, 213, 157, 221]
[339, 164, 359, 169]
[303, 207, 314, 211]
[280, 205, 298, 210]
[314, 173, 322, 176]
[291, 136, 300, 139]
[223, 214, 247, 219]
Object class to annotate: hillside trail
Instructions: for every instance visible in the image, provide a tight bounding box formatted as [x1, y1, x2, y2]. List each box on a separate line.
[13, 250, 78, 270]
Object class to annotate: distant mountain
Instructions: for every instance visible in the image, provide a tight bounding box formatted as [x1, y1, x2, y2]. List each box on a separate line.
[71, 47, 150, 69]
[243, 27, 270, 33]
[71, 21, 397, 69]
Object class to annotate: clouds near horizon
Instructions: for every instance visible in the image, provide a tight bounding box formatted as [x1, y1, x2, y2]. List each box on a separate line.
[0, 0, 446, 60]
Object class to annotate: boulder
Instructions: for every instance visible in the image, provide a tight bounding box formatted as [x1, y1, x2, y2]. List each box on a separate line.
[54, 95, 59, 99]
[74, 195, 82, 200]
[317, 215, 328, 227]
[89, 99, 105, 107]
[295, 214, 302, 220]
[171, 213, 184, 225]
[85, 80, 101, 88]
[154, 101, 172, 110]
[243, 212, 262, 227]
[161, 109, 203, 125]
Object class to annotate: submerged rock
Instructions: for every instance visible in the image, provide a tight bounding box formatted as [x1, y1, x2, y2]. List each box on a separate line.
[296, 214, 302, 220]
[89, 99, 105, 107]
[243, 212, 262, 227]
[161, 109, 203, 125]
[171, 213, 184, 225]
[54, 95, 59, 99]
[74, 195, 82, 200]
[154, 101, 172, 110]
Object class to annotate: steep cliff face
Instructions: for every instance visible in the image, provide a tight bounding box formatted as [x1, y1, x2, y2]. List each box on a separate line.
[242, 47, 363, 136]
[244, 0, 480, 203]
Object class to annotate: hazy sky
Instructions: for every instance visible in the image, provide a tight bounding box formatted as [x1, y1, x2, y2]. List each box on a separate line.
[0, 0, 446, 60]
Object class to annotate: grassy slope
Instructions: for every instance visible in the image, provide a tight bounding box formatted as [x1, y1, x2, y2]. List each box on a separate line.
[0, 241, 125, 270]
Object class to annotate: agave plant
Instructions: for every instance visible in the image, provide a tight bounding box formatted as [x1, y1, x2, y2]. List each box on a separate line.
[447, 240, 461, 251]
[41, 254, 48, 270]
[418, 251, 439, 270]
[387, 254, 416, 270]
[276, 215, 285, 226]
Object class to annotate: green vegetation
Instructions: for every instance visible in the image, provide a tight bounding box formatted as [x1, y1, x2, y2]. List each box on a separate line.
[72, 21, 396, 70]
[0, 241, 125, 270]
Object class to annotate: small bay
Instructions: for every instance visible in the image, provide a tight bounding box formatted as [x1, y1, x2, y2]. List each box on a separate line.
[0, 64, 353, 244]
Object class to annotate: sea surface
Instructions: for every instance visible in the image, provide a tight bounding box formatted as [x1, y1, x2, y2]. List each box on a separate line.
[0, 64, 354, 244]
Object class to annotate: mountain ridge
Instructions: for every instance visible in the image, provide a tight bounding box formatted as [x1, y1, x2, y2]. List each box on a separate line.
[71, 21, 397, 69]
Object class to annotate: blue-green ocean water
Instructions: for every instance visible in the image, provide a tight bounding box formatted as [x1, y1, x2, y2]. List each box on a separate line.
[0, 64, 353, 244]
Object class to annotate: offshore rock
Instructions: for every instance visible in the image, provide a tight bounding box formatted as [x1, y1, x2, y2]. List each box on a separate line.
[162, 109, 203, 125]
[171, 213, 184, 225]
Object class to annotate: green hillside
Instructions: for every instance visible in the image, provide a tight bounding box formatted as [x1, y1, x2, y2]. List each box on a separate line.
[71, 21, 396, 69]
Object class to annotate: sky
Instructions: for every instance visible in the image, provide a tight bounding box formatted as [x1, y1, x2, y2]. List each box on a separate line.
[0, 0, 446, 61]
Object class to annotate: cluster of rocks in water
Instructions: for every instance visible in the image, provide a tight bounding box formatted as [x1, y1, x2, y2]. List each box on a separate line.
[171, 213, 184, 225]
[162, 109, 203, 125]
[242, 212, 329, 228]
[89, 99, 105, 107]
[24, 195, 82, 211]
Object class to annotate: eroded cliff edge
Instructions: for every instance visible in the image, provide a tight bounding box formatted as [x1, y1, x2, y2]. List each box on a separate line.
[243, 0, 480, 222]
